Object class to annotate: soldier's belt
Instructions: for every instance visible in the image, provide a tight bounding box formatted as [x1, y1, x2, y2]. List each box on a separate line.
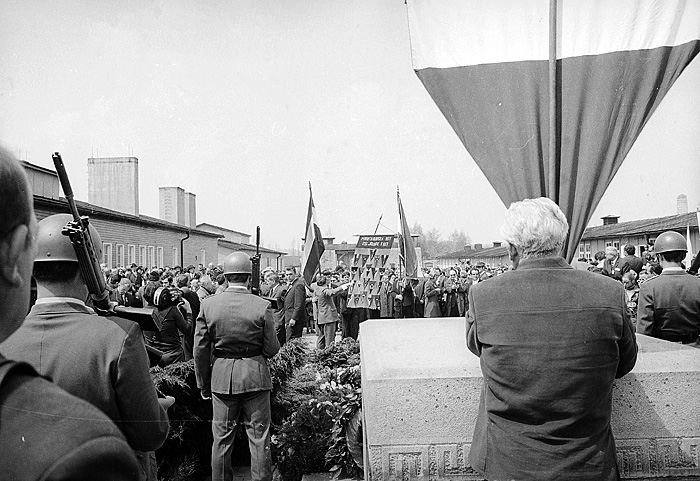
[213, 348, 263, 359]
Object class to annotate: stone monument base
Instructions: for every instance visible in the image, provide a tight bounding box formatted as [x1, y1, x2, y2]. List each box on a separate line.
[359, 318, 700, 481]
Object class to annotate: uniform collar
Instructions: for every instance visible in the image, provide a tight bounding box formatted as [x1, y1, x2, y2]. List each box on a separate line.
[661, 266, 685, 273]
[225, 285, 249, 292]
[35, 297, 87, 307]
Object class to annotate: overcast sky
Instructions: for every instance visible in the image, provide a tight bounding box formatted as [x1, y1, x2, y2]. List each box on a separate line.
[2, 0, 698, 252]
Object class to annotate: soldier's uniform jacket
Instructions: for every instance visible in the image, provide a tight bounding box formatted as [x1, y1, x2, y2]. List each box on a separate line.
[0, 356, 141, 481]
[637, 268, 700, 342]
[0, 299, 169, 452]
[194, 286, 280, 394]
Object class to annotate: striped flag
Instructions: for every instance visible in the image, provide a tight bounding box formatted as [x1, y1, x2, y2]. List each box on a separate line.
[397, 187, 418, 278]
[301, 183, 325, 285]
[407, 0, 700, 260]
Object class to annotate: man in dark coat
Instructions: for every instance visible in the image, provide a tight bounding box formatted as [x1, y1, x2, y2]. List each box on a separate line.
[603, 246, 623, 280]
[1, 213, 171, 480]
[400, 277, 416, 318]
[413, 271, 427, 317]
[637, 230, 700, 346]
[116, 277, 141, 307]
[466, 197, 637, 481]
[194, 252, 280, 481]
[266, 272, 287, 347]
[0, 147, 141, 480]
[620, 244, 644, 275]
[283, 266, 307, 340]
[177, 274, 200, 359]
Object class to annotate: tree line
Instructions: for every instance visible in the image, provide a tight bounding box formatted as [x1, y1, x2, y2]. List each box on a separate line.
[411, 223, 471, 260]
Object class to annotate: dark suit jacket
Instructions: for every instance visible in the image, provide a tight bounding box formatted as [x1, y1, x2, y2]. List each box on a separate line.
[604, 256, 623, 280]
[620, 254, 643, 275]
[269, 283, 287, 328]
[637, 269, 700, 338]
[283, 278, 307, 339]
[401, 284, 415, 307]
[466, 256, 637, 481]
[194, 286, 279, 394]
[0, 356, 141, 481]
[423, 278, 442, 317]
[0, 300, 169, 452]
[414, 277, 427, 301]
[180, 287, 201, 324]
[116, 291, 141, 307]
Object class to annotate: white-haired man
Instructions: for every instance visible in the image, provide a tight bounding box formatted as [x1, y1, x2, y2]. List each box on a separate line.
[604, 245, 623, 280]
[466, 197, 637, 481]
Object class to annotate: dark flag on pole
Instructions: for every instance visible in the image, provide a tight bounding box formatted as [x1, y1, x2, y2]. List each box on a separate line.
[397, 187, 418, 278]
[301, 182, 325, 285]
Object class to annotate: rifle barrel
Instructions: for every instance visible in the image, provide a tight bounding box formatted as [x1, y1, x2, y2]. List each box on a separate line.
[52, 152, 81, 220]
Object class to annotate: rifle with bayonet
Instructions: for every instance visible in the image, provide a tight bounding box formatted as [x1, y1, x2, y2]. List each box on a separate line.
[52, 152, 163, 366]
[251, 226, 262, 296]
[249, 226, 278, 308]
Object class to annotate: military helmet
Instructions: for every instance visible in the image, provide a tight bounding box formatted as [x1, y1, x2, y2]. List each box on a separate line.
[34, 214, 102, 263]
[223, 251, 252, 275]
[653, 230, 687, 254]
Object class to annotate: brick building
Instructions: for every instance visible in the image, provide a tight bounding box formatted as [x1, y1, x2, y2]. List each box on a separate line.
[196, 223, 286, 270]
[25, 161, 222, 269]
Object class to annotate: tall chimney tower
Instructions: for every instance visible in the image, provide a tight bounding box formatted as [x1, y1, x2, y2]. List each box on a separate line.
[88, 157, 139, 215]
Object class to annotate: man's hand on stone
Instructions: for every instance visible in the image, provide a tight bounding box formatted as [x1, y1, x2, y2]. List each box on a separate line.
[289, 319, 296, 327]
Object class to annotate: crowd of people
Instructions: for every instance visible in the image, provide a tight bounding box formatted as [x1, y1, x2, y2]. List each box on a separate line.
[1, 145, 699, 481]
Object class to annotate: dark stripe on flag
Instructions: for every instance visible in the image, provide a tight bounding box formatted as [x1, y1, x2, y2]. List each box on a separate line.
[302, 186, 325, 285]
[415, 40, 700, 260]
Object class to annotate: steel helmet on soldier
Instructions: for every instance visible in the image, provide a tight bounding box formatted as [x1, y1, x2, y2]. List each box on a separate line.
[653, 230, 687, 254]
[34, 214, 103, 263]
[223, 251, 252, 275]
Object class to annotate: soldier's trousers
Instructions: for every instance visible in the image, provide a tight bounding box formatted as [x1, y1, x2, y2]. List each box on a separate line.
[211, 390, 272, 481]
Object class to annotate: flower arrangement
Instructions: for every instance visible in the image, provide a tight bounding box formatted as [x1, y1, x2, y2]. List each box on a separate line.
[150, 337, 363, 481]
[272, 338, 363, 481]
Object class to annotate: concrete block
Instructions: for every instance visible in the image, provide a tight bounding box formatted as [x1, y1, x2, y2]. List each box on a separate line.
[360, 318, 700, 481]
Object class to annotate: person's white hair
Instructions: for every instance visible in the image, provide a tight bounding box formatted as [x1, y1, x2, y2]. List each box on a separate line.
[499, 197, 569, 258]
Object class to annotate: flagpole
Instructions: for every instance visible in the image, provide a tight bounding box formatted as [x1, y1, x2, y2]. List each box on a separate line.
[548, 0, 558, 201]
[397, 186, 403, 279]
[373, 214, 383, 235]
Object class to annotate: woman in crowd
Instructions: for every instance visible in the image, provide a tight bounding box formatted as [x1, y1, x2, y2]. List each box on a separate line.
[144, 283, 190, 367]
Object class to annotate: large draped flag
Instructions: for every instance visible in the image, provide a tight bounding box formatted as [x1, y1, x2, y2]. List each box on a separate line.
[301, 182, 325, 285]
[407, 0, 700, 260]
[397, 187, 418, 278]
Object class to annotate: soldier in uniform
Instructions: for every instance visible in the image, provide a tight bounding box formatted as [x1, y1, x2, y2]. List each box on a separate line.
[0, 147, 141, 480]
[1, 213, 171, 480]
[637, 230, 700, 347]
[194, 252, 280, 481]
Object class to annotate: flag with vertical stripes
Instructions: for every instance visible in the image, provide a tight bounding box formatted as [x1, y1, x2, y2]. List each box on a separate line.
[397, 187, 418, 278]
[301, 183, 325, 285]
